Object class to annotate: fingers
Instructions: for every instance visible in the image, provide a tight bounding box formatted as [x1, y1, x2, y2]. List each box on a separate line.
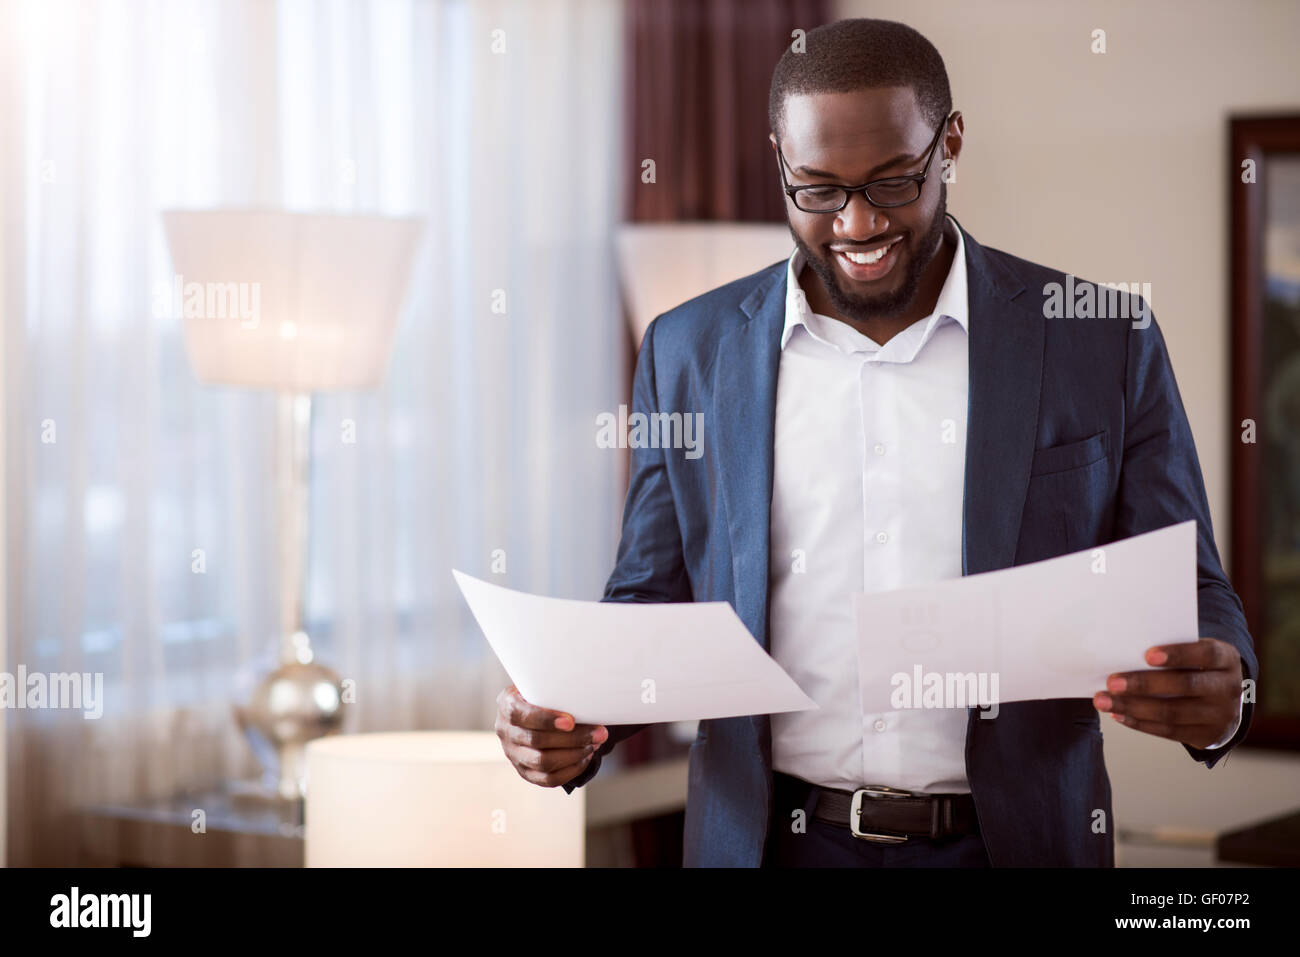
[1103, 668, 1229, 697]
[496, 686, 608, 742]
[1097, 693, 1224, 727]
[1095, 638, 1244, 749]
[500, 722, 609, 751]
[1143, 637, 1237, 671]
[514, 743, 597, 775]
[499, 685, 577, 732]
[514, 750, 598, 788]
[1094, 677, 1238, 747]
[495, 685, 610, 788]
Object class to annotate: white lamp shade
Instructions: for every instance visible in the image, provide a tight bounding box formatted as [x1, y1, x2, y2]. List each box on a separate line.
[304, 732, 585, 867]
[161, 209, 423, 391]
[616, 221, 794, 349]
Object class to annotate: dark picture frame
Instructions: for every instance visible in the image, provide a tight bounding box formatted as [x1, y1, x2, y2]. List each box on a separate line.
[1230, 113, 1300, 750]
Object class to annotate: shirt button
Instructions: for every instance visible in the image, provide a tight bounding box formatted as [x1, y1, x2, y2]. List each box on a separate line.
[873, 719, 887, 732]
[875, 531, 889, 544]
[873, 443, 885, 455]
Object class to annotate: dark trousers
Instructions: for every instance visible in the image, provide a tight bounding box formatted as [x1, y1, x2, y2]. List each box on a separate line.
[763, 771, 991, 867]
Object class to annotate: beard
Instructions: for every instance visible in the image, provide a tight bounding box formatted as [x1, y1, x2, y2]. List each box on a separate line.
[791, 184, 949, 324]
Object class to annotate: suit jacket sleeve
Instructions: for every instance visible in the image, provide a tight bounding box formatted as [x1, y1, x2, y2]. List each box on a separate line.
[564, 315, 694, 793]
[1114, 308, 1258, 769]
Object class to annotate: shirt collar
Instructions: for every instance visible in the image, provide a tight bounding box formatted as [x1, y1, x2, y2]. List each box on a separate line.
[782, 214, 969, 352]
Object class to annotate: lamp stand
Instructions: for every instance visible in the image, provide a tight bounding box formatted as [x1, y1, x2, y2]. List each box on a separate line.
[233, 392, 345, 802]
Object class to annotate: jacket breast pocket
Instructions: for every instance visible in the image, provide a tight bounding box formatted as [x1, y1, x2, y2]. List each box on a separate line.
[1030, 430, 1108, 477]
[1020, 430, 1113, 559]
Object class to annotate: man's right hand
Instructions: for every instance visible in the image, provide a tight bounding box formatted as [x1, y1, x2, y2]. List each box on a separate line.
[495, 685, 610, 788]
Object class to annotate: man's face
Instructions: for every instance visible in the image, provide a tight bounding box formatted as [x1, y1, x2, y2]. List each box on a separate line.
[772, 87, 959, 323]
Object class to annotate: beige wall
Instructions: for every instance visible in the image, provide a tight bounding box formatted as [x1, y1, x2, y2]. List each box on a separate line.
[835, 0, 1300, 856]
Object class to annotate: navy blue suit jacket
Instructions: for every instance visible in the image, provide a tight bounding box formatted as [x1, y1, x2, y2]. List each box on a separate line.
[564, 220, 1257, 867]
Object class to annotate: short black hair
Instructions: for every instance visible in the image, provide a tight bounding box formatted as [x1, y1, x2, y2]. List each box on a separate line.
[768, 18, 952, 144]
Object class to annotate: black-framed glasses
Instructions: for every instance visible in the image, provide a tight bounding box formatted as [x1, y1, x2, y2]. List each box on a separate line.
[776, 111, 956, 212]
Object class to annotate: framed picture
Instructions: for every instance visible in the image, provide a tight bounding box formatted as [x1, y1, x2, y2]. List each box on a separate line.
[1230, 114, 1300, 750]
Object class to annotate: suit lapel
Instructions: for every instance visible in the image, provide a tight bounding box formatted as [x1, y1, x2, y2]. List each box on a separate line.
[959, 223, 1043, 575]
[712, 265, 786, 652]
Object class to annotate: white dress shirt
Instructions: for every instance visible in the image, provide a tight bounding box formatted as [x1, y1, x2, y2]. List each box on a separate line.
[767, 216, 1237, 795]
[769, 216, 973, 793]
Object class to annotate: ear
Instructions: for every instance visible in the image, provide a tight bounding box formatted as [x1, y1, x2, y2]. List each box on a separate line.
[943, 111, 965, 165]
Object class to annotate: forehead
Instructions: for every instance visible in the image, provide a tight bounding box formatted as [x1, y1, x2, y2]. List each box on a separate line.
[780, 86, 926, 170]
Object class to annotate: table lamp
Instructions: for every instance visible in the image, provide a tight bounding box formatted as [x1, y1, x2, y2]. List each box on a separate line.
[161, 209, 423, 801]
[304, 732, 585, 866]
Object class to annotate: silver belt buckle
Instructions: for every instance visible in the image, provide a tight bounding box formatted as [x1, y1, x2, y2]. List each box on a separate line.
[850, 785, 913, 843]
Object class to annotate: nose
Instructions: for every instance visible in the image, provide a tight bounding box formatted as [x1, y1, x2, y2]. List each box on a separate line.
[835, 189, 888, 241]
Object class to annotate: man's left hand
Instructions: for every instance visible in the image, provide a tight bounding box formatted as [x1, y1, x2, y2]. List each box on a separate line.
[1093, 637, 1243, 749]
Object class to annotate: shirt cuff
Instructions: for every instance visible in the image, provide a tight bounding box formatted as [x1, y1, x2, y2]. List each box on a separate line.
[1204, 689, 1245, 750]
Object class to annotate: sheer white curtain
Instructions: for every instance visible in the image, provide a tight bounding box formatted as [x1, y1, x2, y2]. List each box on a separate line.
[1, 0, 626, 865]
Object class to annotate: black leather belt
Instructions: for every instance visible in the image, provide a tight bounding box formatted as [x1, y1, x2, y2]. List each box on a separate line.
[809, 783, 979, 843]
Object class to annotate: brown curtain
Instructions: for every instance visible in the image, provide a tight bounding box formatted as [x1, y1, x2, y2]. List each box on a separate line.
[624, 0, 831, 223]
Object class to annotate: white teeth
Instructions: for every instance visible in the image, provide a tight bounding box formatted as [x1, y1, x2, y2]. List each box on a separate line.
[840, 242, 894, 265]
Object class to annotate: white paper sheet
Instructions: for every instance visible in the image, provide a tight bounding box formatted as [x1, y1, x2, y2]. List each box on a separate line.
[452, 570, 817, 725]
[854, 520, 1199, 713]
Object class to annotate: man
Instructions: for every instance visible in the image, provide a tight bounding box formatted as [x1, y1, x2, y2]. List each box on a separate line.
[495, 18, 1255, 867]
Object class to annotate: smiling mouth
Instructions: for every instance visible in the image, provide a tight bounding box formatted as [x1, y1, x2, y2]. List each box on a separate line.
[832, 237, 903, 281]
